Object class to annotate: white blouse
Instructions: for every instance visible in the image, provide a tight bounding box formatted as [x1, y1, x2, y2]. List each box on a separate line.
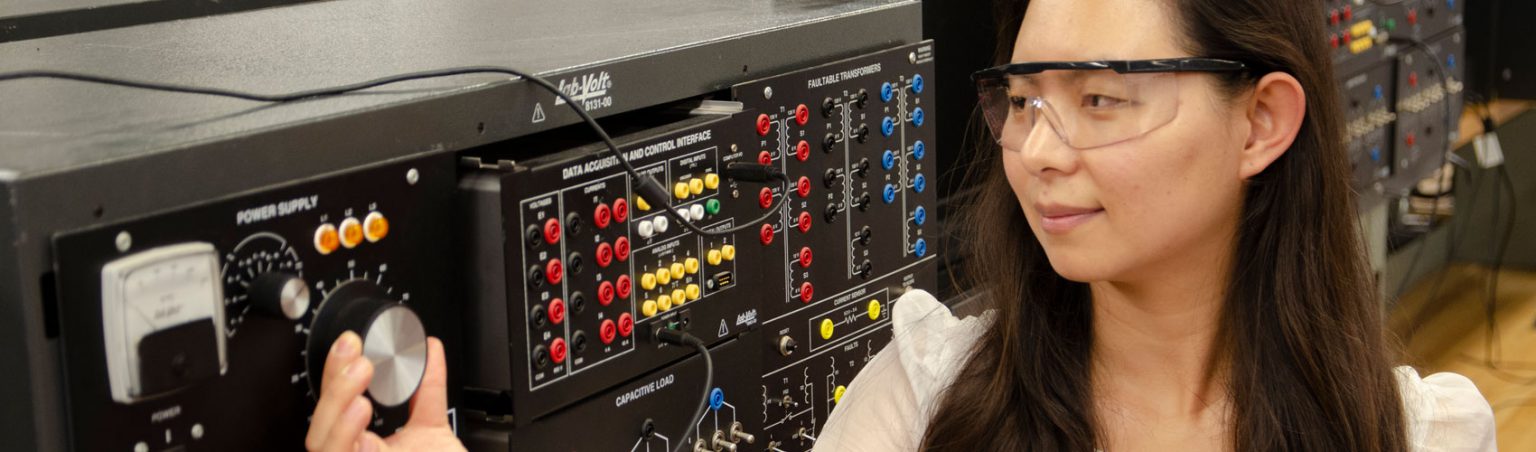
[814, 290, 1498, 451]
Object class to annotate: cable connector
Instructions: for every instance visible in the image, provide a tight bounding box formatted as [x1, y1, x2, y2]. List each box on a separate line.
[636, 177, 674, 210]
[723, 162, 787, 183]
[655, 326, 703, 347]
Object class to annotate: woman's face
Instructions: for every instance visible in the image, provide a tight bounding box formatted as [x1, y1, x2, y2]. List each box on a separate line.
[1003, 0, 1251, 283]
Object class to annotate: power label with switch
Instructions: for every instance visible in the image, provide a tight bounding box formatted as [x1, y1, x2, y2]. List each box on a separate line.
[49, 154, 459, 452]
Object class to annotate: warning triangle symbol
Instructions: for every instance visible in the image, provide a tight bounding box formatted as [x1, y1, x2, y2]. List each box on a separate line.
[718, 319, 730, 337]
[532, 103, 547, 123]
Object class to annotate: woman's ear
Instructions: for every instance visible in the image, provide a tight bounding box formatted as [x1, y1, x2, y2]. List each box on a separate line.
[1238, 72, 1306, 179]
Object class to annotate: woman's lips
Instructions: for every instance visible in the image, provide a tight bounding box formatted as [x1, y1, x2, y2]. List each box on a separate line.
[1037, 205, 1103, 234]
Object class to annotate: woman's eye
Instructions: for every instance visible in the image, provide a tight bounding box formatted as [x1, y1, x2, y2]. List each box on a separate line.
[1083, 94, 1127, 108]
[1008, 95, 1030, 109]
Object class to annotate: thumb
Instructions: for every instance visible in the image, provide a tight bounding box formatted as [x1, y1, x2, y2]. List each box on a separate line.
[406, 337, 450, 428]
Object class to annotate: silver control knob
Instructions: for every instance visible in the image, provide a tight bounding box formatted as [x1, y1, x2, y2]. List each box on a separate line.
[306, 281, 428, 408]
[249, 272, 311, 320]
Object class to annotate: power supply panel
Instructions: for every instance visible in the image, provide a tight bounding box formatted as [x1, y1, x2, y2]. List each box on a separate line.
[47, 154, 460, 451]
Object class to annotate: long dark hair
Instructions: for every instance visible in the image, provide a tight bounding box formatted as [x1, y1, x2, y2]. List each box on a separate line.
[920, 0, 1407, 450]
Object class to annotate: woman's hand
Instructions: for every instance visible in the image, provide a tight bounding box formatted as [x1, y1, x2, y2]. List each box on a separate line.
[305, 331, 466, 452]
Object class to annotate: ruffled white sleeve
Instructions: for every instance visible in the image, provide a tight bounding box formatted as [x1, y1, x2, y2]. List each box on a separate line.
[1397, 366, 1498, 451]
[813, 290, 993, 451]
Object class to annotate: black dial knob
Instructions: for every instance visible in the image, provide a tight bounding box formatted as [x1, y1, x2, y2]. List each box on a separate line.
[305, 280, 428, 409]
[249, 272, 311, 320]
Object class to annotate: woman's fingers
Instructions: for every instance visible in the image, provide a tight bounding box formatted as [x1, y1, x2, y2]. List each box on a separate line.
[357, 430, 387, 452]
[306, 332, 371, 451]
[320, 396, 374, 452]
[406, 337, 450, 428]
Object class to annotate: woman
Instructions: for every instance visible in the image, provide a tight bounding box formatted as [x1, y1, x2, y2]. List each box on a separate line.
[305, 0, 1496, 451]
[814, 0, 1495, 450]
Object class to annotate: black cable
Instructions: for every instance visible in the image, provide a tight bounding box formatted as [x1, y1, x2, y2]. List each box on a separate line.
[654, 329, 712, 452]
[1390, 35, 1459, 301]
[1482, 167, 1534, 376]
[0, 68, 516, 102]
[0, 67, 789, 237]
[1399, 95, 1500, 339]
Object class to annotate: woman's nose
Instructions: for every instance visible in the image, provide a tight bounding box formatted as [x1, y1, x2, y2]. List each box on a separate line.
[1017, 105, 1080, 178]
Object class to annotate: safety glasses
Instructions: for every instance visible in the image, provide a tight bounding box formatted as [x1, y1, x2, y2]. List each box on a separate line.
[972, 58, 1248, 151]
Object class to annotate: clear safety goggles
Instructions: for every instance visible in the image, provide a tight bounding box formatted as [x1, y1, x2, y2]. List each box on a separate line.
[972, 58, 1248, 151]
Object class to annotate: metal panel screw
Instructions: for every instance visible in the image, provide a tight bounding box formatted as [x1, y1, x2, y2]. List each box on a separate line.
[115, 231, 132, 252]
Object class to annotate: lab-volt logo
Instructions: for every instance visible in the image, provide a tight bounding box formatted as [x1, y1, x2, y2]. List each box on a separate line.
[552, 71, 615, 111]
